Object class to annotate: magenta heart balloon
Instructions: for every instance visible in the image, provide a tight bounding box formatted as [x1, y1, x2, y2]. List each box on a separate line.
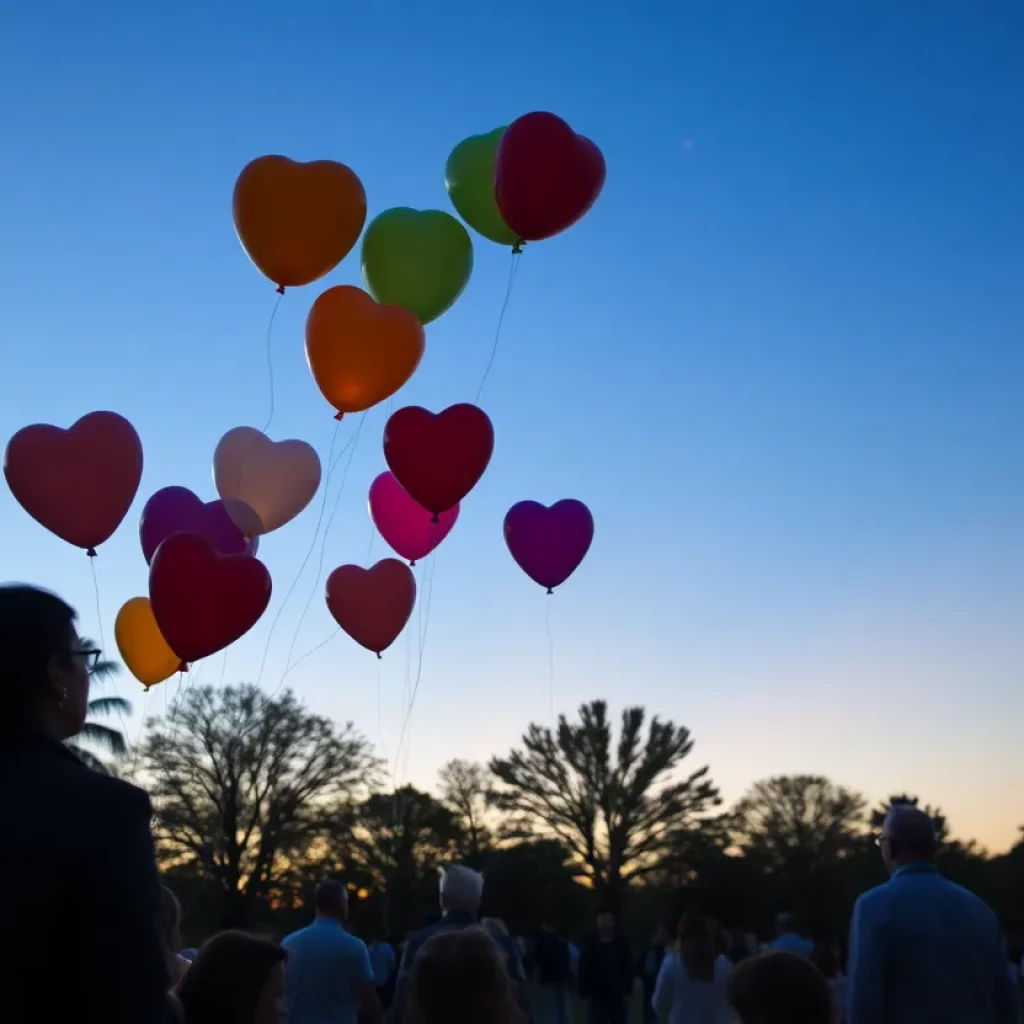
[139, 486, 258, 565]
[504, 499, 594, 593]
[368, 472, 458, 564]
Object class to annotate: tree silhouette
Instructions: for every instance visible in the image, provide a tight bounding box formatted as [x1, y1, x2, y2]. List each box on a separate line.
[65, 637, 131, 773]
[490, 700, 720, 906]
[437, 759, 491, 858]
[142, 683, 378, 924]
[869, 793, 949, 843]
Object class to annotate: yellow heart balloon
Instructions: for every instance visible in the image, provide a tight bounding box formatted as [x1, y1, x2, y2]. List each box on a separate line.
[115, 597, 182, 688]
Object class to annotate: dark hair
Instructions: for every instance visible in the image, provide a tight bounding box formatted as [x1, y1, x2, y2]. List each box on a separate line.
[677, 913, 716, 984]
[810, 940, 841, 980]
[408, 927, 524, 1024]
[176, 930, 285, 1024]
[315, 879, 348, 915]
[0, 585, 76, 737]
[729, 951, 831, 1024]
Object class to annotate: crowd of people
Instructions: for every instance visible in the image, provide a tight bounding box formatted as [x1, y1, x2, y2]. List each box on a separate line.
[1, 581, 1022, 1023]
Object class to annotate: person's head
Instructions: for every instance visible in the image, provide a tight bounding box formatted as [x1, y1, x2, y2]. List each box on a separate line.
[879, 804, 937, 873]
[176, 930, 286, 1024]
[407, 927, 525, 1024]
[729, 951, 831, 1024]
[0, 585, 94, 743]
[314, 879, 349, 922]
[809, 940, 842, 981]
[774, 912, 797, 937]
[439, 865, 483, 915]
[160, 885, 184, 954]
[596, 908, 616, 939]
[677, 913, 716, 984]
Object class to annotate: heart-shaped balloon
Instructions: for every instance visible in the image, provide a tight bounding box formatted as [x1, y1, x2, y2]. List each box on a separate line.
[114, 596, 183, 688]
[305, 285, 425, 417]
[213, 427, 321, 536]
[140, 486, 258, 564]
[361, 208, 473, 324]
[232, 155, 367, 290]
[383, 404, 494, 517]
[4, 410, 143, 555]
[445, 127, 519, 246]
[326, 558, 416, 656]
[495, 112, 605, 242]
[149, 532, 272, 663]
[368, 471, 459, 564]
[504, 499, 594, 593]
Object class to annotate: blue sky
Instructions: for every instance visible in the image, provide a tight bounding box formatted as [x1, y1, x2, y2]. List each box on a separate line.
[2, 1, 1022, 849]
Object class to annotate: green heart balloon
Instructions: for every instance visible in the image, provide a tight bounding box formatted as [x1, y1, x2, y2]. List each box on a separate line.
[361, 208, 473, 325]
[445, 127, 519, 247]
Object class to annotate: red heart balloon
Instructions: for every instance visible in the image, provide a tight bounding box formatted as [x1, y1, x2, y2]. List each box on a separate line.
[326, 559, 416, 656]
[149, 532, 272, 663]
[495, 111, 605, 243]
[383, 404, 494, 517]
[4, 411, 143, 554]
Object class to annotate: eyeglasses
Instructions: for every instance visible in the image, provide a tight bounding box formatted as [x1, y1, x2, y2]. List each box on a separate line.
[72, 647, 102, 672]
[874, 834, 892, 847]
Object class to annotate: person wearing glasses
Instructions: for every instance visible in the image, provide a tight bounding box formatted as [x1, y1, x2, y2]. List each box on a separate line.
[846, 803, 1017, 1024]
[0, 584, 173, 1023]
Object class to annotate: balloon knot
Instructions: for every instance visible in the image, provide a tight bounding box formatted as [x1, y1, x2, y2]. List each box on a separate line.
[430, 513, 440, 524]
[86, 547, 97, 558]
[546, 587, 554, 595]
[512, 240, 525, 254]
[376, 652, 383, 661]
[276, 284, 285, 295]
[177, 661, 188, 674]
[334, 411, 345, 421]
[409, 559, 417, 567]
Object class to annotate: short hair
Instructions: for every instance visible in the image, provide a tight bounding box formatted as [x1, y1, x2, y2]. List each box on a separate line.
[314, 879, 348, 915]
[729, 951, 832, 1024]
[439, 865, 483, 911]
[0, 585, 77, 736]
[176, 930, 286, 1024]
[407, 927, 524, 1024]
[882, 804, 938, 860]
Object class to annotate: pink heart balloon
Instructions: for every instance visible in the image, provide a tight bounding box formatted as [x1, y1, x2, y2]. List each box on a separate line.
[504, 499, 594, 593]
[368, 471, 458, 564]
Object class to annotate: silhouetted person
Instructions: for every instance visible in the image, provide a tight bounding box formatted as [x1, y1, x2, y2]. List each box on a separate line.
[0, 584, 171, 1023]
[282, 880, 383, 1024]
[767, 912, 813, 958]
[535, 921, 572, 1024]
[406, 927, 526, 1024]
[392, 866, 531, 1024]
[729, 951, 831, 1024]
[847, 804, 1017, 1023]
[579, 909, 634, 1024]
[651, 913, 732, 1024]
[809, 940, 846, 1023]
[176, 930, 286, 1024]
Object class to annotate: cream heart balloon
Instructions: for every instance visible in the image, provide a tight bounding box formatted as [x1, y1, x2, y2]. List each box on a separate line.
[213, 426, 321, 536]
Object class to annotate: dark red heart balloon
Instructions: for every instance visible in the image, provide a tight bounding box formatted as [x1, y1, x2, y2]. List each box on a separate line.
[494, 111, 605, 242]
[4, 410, 143, 555]
[326, 558, 416, 657]
[149, 532, 272, 663]
[383, 404, 494, 517]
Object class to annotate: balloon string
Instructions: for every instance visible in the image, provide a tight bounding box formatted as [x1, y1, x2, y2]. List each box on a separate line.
[88, 557, 128, 739]
[475, 251, 521, 402]
[260, 291, 284, 435]
[275, 414, 365, 693]
[545, 597, 556, 726]
[254, 418, 345, 691]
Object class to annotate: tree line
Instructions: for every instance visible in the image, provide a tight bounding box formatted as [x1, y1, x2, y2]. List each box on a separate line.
[82, 674, 1024, 949]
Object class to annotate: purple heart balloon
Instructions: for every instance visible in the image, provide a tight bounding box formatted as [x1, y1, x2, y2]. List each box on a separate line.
[503, 499, 594, 593]
[139, 486, 258, 565]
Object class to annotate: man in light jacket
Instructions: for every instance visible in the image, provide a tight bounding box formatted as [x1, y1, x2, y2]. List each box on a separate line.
[847, 804, 1017, 1024]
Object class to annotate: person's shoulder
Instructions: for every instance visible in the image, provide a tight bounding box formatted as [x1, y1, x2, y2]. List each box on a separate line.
[71, 765, 153, 826]
[281, 925, 311, 949]
[853, 880, 891, 914]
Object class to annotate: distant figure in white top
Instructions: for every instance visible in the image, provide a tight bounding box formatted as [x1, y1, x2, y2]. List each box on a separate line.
[651, 913, 733, 1024]
[767, 912, 813, 958]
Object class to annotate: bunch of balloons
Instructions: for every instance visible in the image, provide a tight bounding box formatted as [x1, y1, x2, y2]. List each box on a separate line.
[2, 109, 605, 687]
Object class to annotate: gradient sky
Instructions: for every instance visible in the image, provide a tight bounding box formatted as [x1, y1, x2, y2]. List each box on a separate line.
[2, 1, 1022, 850]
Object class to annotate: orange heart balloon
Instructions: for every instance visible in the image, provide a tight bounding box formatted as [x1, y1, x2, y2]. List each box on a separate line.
[233, 156, 367, 291]
[305, 285, 425, 417]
